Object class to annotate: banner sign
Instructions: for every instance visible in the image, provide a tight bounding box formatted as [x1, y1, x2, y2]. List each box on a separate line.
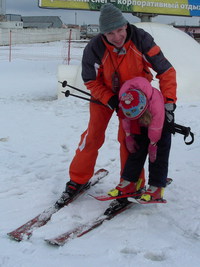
[38, 0, 200, 17]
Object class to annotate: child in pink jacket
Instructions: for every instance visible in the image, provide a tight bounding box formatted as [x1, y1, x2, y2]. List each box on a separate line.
[108, 77, 171, 202]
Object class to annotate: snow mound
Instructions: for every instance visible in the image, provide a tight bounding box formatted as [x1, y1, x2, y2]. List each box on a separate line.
[135, 22, 200, 102]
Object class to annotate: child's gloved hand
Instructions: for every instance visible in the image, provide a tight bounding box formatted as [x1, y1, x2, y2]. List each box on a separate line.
[148, 143, 157, 162]
[125, 135, 139, 153]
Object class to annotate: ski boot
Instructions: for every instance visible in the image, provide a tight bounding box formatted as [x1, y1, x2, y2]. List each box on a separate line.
[55, 180, 89, 208]
[107, 177, 145, 198]
[140, 185, 165, 202]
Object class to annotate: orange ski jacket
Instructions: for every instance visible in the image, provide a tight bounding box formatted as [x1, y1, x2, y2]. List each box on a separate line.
[82, 24, 177, 105]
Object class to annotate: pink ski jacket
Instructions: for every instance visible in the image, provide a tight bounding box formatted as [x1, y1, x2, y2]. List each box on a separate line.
[119, 77, 165, 144]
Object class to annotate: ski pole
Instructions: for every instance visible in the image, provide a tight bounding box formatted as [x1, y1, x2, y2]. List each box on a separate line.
[59, 80, 91, 97]
[62, 90, 105, 106]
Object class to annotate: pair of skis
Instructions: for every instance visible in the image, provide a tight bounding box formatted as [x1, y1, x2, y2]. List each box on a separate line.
[45, 200, 135, 246]
[7, 169, 108, 242]
[7, 169, 172, 246]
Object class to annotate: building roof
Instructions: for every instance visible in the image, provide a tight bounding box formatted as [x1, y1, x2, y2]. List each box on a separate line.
[5, 14, 63, 28]
[22, 16, 63, 28]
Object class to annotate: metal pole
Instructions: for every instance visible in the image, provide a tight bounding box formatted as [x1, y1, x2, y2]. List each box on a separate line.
[75, 12, 77, 25]
[9, 30, 12, 62]
[67, 29, 72, 65]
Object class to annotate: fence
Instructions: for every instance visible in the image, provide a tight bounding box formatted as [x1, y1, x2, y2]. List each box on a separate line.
[0, 28, 80, 46]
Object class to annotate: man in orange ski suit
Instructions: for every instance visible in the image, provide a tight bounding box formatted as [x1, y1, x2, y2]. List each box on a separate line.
[56, 4, 177, 205]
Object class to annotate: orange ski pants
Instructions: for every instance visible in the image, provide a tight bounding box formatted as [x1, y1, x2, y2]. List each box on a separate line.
[69, 101, 145, 185]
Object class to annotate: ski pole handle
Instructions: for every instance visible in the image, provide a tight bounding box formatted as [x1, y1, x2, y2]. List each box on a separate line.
[59, 81, 91, 97]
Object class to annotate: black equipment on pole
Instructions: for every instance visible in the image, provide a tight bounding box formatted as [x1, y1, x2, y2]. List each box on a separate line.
[174, 123, 194, 145]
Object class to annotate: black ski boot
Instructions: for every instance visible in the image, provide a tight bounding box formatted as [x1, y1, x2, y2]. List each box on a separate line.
[55, 180, 89, 208]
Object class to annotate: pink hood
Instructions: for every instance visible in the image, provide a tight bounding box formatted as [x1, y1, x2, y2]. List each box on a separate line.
[119, 77, 165, 143]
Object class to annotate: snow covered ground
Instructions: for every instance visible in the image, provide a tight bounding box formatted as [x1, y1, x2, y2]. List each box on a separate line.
[0, 24, 200, 267]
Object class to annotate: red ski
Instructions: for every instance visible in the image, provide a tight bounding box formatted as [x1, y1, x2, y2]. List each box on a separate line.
[7, 169, 109, 241]
[45, 201, 135, 246]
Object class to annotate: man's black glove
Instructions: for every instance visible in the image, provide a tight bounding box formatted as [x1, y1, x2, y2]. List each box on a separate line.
[164, 103, 176, 134]
[107, 95, 119, 111]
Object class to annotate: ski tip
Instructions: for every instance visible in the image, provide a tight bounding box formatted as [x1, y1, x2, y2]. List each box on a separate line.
[88, 194, 97, 199]
[7, 233, 21, 242]
[88, 194, 113, 201]
[7, 231, 30, 242]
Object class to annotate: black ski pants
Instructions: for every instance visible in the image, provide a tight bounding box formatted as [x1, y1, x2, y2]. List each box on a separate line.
[121, 127, 172, 187]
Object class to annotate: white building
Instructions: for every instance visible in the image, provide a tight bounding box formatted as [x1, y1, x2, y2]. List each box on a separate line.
[0, 0, 6, 16]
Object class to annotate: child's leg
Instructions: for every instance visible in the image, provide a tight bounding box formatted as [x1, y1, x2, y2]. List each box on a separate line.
[121, 128, 149, 183]
[148, 129, 171, 187]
